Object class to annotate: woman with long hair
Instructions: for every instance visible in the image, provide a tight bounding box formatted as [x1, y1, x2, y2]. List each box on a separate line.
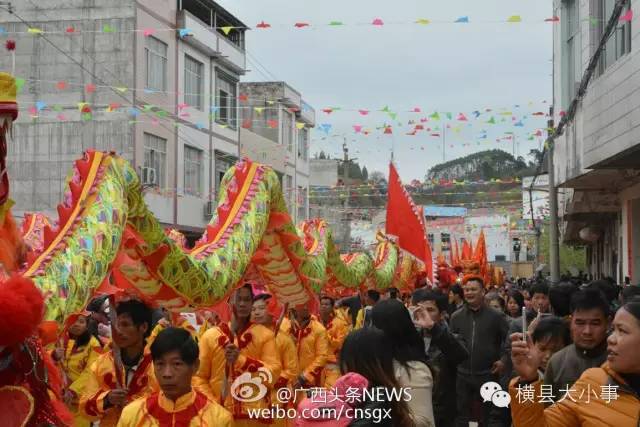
[506, 290, 525, 319]
[295, 328, 414, 427]
[372, 299, 435, 427]
[510, 300, 640, 426]
[52, 312, 103, 427]
[341, 328, 415, 427]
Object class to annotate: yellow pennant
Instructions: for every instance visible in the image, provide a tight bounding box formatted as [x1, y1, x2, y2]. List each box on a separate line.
[254, 107, 264, 114]
[507, 16, 522, 23]
[296, 122, 305, 130]
[28, 28, 43, 34]
[415, 19, 431, 25]
[221, 26, 233, 35]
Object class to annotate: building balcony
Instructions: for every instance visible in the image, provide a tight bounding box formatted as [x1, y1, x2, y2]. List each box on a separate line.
[299, 100, 315, 126]
[177, 9, 246, 74]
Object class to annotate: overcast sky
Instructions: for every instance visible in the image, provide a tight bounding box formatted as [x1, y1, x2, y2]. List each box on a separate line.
[217, 0, 554, 181]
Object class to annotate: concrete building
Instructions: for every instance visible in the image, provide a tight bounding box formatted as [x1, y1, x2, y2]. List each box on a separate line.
[239, 81, 314, 223]
[424, 206, 513, 262]
[2, 0, 247, 240]
[310, 158, 340, 187]
[552, 0, 640, 281]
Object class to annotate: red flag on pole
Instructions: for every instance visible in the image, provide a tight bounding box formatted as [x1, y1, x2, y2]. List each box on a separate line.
[386, 163, 433, 280]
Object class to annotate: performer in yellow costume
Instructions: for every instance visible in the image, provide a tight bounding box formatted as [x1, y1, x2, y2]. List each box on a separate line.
[194, 284, 281, 426]
[290, 303, 329, 393]
[318, 296, 350, 388]
[52, 312, 104, 427]
[117, 328, 232, 427]
[251, 293, 299, 427]
[146, 308, 197, 352]
[355, 290, 380, 329]
[80, 300, 158, 427]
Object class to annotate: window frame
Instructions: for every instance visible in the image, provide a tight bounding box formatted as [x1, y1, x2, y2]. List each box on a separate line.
[184, 54, 204, 111]
[183, 145, 203, 197]
[145, 36, 168, 92]
[143, 133, 167, 189]
[215, 71, 238, 130]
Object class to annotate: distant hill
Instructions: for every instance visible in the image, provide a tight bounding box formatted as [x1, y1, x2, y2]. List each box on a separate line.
[426, 149, 534, 181]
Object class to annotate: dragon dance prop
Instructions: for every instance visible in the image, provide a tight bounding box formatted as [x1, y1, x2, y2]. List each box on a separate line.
[0, 72, 417, 327]
[435, 230, 505, 289]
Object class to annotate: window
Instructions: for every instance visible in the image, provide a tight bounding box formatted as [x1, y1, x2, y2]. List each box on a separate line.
[596, 0, 631, 75]
[563, 0, 580, 108]
[214, 153, 236, 198]
[298, 127, 308, 160]
[441, 233, 451, 252]
[145, 37, 167, 92]
[184, 55, 204, 110]
[216, 72, 238, 129]
[184, 146, 203, 196]
[428, 233, 434, 248]
[143, 133, 167, 188]
[283, 111, 293, 153]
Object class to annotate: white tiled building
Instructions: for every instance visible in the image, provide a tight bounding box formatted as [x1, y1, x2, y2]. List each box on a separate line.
[553, 0, 640, 281]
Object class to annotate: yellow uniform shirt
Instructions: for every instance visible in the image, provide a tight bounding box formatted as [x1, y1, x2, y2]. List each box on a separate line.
[116, 390, 233, 427]
[290, 319, 329, 387]
[61, 336, 103, 427]
[321, 313, 350, 388]
[194, 322, 281, 425]
[79, 350, 158, 427]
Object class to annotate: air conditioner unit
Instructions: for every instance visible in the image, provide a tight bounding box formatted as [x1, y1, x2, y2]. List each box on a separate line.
[142, 167, 156, 185]
[204, 200, 216, 218]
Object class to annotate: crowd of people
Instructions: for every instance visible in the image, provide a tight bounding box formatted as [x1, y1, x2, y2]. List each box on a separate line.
[45, 274, 640, 427]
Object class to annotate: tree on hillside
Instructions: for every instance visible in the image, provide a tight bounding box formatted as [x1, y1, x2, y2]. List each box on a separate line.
[362, 166, 369, 181]
[426, 149, 533, 181]
[539, 223, 586, 273]
[369, 171, 387, 184]
[319, 151, 327, 159]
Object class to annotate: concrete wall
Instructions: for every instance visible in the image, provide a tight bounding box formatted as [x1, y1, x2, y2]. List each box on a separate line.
[310, 159, 339, 187]
[553, 0, 640, 184]
[240, 129, 286, 172]
[1, 0, 136, 219]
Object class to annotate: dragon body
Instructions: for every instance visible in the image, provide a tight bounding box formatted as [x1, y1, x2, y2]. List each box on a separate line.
[0, 70, 420, 323]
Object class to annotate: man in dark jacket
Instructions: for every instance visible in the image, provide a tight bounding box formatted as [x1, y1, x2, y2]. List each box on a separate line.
[412, 288, 468, 427]
[449, 276, 510, 427]
[543, 288, 609, 402]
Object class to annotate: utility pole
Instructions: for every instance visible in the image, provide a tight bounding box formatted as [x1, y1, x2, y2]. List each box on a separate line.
[548, 108, 560, 282]
[341, 139, 352, 250]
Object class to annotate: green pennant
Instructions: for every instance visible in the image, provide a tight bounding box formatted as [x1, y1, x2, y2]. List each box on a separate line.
[15, 78, 25, 93]
[156, 110, 168, 118]
[103, 24, 115, 33]
[389, 112, 397, 120]
[446, 112, 452, 120]
[430, 112, 440, 120]
[329, 21, 344, 26]
[487, 117, 496, 124]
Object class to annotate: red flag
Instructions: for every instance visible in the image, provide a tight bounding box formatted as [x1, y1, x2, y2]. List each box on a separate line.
[461, 239, 472, 260]
[386, 163, 432, 279]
